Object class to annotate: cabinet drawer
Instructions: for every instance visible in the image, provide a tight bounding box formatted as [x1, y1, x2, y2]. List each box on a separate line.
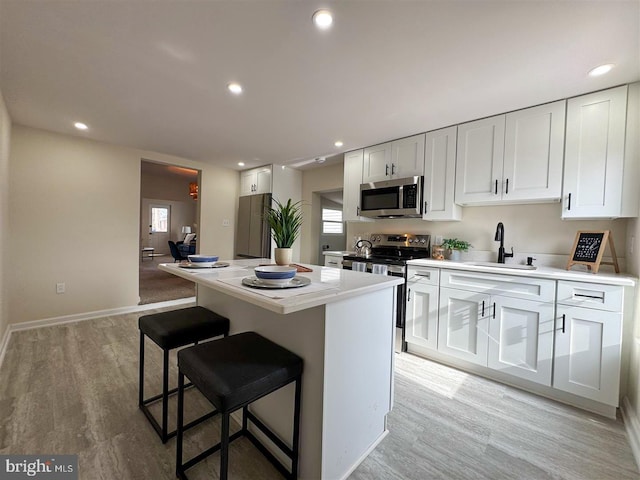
[441, 269, 555, 302]
[407, 267, 440, 286]
[557, 281, 623, 312]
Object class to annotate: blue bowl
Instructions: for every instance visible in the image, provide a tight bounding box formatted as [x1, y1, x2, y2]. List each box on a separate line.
[188, 255, 219, 263]
[254, 266, 297, 280]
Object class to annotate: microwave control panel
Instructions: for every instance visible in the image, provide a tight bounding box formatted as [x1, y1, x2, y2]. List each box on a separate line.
[403, 184, 418, 208]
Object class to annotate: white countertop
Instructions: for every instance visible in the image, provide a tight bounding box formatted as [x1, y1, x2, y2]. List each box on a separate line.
[159, 259, 403, 315]
[406, 258, 637, 287]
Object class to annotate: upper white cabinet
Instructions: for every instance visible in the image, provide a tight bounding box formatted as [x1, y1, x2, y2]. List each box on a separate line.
[343, 150, 373, 222]
[455, 101, 566, 205]
[562, 84, 639, 219]
[422, 126, 461, 221]
[240, 166, 272, 196]
[362, 134, 425, 183]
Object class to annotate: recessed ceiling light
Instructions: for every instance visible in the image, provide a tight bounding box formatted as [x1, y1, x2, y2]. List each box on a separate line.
[238, 162, 245, 167]
[312, 9, 333, 30]
[334, 141, 343, 147]
[588, 64, 615, 77]
[74, 122, 88, 130]
[315, 157, 326, 164]
[227, 82, 243, 94]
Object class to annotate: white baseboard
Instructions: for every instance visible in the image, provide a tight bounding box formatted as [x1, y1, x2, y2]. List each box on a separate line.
[0, 297, 195, 370]
[622, 396, 640, 471]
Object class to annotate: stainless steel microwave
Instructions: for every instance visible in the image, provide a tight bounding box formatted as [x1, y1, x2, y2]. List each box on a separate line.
[359, 176, 423, 218]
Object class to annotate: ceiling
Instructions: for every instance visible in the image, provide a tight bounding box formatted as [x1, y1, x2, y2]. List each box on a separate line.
[1, 1, 639, 171]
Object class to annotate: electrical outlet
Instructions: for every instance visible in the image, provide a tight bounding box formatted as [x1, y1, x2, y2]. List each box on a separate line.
[56, 282, 65, 294]
[435, 235, 444, 246]
[222, 219, 230, 227]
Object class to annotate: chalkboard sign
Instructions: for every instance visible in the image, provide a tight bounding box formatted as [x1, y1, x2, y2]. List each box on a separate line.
[567, 230, 619, 274]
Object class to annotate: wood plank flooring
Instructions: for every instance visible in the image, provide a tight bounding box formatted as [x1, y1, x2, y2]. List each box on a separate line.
[0, 307, 638, 479]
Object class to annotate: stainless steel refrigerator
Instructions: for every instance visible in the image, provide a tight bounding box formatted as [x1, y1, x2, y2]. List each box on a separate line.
[235, 193, 272, 259]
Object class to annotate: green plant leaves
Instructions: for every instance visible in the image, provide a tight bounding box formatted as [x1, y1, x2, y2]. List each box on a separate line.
[264, 198, 303, 248]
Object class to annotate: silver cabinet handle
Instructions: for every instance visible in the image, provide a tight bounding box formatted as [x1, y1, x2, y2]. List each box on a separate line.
[424, 201, 427, 213]
[391, 163, 396, 175]
[385, 164, 389, 176]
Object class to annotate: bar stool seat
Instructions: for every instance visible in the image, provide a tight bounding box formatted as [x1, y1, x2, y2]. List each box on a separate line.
[139, 306, 230, 443]
[176, 332, 303, 480]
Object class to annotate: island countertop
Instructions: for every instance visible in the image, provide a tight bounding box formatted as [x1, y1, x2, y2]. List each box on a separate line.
[159, 259, 403, 315]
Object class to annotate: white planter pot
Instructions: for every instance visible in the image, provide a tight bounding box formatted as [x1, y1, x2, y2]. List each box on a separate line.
[274, 248, 293, 266]
[448, 249, 462, 262]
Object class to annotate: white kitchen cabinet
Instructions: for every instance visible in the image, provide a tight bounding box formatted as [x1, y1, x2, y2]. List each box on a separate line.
[437, 287, 490, 366]
[405, 267, 440, 350]
[240, 166, 272, 196]
[362, 134, 425, 183]
[438, 269, 556, 375]
[488, 296, 554, 386]
[422, 126, 461, 221]
[343, 149, 373, 222]
[323, 253, 343, 268]
[553, 281, 624, 406]
[562, 84, 639, 219]
[455, 101, 565, 205]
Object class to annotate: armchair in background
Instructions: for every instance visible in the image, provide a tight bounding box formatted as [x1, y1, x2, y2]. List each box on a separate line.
[168, 241, 187, 262]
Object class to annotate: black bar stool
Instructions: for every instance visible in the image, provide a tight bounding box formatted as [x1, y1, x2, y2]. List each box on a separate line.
[176, 332, 303, 480]
[138, 306, 230, 443]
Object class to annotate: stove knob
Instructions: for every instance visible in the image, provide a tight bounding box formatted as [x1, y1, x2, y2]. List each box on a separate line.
[408, 238, 413, 243]
[376, 236, 381, 242]
[420, 238, 426, 244]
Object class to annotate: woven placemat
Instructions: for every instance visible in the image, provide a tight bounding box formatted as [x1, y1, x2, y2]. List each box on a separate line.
[258, 263, 313, 272]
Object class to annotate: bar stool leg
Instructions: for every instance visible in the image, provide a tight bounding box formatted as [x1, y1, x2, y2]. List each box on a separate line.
[291, 377, 302, 480]
[138, 332, 145, 407]
[176, 372, 185, 479]
[162, 349, 170, 443]
[220, 413, 230, 480]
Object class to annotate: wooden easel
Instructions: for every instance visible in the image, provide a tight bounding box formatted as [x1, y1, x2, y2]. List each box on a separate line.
[566, 230, 619, 274]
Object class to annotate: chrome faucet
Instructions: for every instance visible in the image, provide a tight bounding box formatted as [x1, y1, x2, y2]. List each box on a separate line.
[494, 222, 514, 263]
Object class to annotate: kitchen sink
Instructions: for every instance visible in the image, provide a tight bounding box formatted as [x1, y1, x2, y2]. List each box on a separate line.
[464, 261, 537, 270]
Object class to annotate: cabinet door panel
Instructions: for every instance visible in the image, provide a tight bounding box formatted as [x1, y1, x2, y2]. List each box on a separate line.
[255, 168, 272, 194]
[562, 85, 627, 218]
[240, 171, 255, 196]
[363, 143, 392, 183]
[554, 305, 622, 406]
[423, 126, 461, 221]
[488, 297, 554, 386]
[392, 134, 425, 178]
[406, 280, 439, 350]
[438, 288, 489, 366]
[455, 115, 505, 204]
[503, 101, 565, 202]
[343, 150, 372, 222]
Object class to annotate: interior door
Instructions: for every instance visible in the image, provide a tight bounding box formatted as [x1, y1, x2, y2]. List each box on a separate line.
[149, 204, 171, 254]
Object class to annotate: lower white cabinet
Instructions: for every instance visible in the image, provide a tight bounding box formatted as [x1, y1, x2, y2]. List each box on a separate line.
[437, 287, 490, 366]
[553, 280, 624, 406]
[406, 267, 439, 350]
[323, 253, 343, 268]
[488, 296, 554, 386]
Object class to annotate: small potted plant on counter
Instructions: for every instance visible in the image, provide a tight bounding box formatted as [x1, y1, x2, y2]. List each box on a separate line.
[264, 198, 303, 265]
[441, 238, 472, 262]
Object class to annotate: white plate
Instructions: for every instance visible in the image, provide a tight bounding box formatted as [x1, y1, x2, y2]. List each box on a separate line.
[179, 262, 230, 269]
[242, 276, 311, 289]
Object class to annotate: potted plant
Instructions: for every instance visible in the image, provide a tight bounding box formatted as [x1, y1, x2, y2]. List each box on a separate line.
[264, 198, 303, 265]
[441, 238, 472, 262]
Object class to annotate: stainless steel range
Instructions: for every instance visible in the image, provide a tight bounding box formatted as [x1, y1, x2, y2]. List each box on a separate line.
[342, 233, 431, 352]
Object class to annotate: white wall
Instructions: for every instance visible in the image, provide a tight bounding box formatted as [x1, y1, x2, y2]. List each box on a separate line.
[7, 125, 238, 325]
[0, 89, 11, 341]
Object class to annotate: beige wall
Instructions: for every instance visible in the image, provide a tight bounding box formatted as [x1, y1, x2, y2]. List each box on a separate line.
[348, 203, 628, 262]
[8, 125, 238, 325]
[0, 90, 11, 341]
[300, 162, 344, 264]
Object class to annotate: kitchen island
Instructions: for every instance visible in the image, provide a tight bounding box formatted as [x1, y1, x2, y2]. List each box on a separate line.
[159, 259, 403, 480]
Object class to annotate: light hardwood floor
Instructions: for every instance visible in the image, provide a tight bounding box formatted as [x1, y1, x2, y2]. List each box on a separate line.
[0, 307, 638, 479]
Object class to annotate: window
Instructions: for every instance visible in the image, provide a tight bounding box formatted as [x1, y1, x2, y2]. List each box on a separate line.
[322, 208, 343, 234]
[151, 206, 169, 233]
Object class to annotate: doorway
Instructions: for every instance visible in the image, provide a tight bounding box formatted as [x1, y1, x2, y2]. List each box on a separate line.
[317, 190, 346, 265]
[148, 203, 171, 253]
